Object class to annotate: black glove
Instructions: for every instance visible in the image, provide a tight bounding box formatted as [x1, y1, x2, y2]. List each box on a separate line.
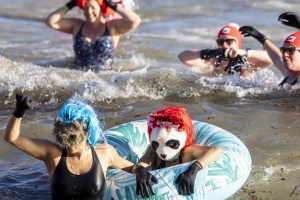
[175, 161, 202, 196]
[278, 12, 300, 29]
[239, 26, 267, 45]
[200, 48, 228, 61]
[12, 93, 32, 118]
[135, 165, 158, 198]
[104, 0, 118, 11]
[65, 0, 78, 10]
[224, 56, 245, 75]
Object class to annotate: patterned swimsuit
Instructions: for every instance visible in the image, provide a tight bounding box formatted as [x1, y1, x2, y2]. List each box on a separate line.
[73, 22, 114, 71]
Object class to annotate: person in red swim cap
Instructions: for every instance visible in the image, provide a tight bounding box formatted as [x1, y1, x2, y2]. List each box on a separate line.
[45, 0, 140, 71]
[240, 18, 300, 86]
[178, 23, 273, 79]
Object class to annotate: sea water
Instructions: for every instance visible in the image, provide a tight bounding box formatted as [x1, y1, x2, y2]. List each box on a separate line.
[0, 0, 300, 199]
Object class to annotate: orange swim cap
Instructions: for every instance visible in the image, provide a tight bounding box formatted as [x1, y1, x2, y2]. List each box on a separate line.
[283, 31, 300, 49]
[77, 0, 115, 15]
[217, 23, 242, 48]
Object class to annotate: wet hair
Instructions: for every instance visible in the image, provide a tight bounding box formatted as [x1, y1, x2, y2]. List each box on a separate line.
[53, 98, 105, 147]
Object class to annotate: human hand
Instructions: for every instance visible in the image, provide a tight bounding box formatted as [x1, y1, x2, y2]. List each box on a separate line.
[103, 0, 118, 11]
[225, 47, 242, 58]
[239, 26, 267, 45]
[224, 56, 245, 75]
[278, 12, 300, 29]
[13, 93, 32, 118]
[66, 0, 78, 10]
[135, 165, 158, 198]
[200, 48, 228, 61]
[175, 162, 202, 196]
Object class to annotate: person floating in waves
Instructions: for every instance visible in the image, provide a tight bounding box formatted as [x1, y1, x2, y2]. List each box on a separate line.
[131, 106, 223, 198]
[4, 93, 133, 199]
[178, 23, 273, 79]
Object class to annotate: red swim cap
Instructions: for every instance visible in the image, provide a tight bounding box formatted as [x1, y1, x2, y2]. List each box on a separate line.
[217, 23, 242, 48]
[77, 0, 115, 15]
[283, 31, 300, 49]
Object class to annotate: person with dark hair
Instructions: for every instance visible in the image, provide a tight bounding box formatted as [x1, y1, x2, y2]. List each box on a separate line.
[4, 93, 133, 199]
[45, 0, 140, 71]
[178, 23, 273, 78]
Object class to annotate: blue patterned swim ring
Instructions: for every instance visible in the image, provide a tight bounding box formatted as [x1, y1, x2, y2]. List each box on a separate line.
[103, 120, 251, 200]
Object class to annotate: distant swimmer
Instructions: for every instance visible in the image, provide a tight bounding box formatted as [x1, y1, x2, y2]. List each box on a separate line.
[178, 23, 273, 79]
[240, 23, 300, 86]
[45, 0, 141, 71]
[4, 93, 134, 199]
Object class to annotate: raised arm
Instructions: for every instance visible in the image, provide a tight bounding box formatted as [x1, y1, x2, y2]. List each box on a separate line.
[45, 0, 79, 34]
[239, 26, 287, 76]
[263, 39, 288, 76]
[278, 12, 300, 30]
[4, 94, 58, 162]
[105, 0, 141, 35]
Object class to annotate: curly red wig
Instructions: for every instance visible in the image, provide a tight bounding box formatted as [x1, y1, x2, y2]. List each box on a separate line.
[77, 0, 115, 15]
[147, 106, 194, 150]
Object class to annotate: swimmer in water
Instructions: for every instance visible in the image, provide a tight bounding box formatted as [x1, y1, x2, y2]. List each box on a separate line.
[45, 0, 141, 71]
[178, 23, 273, 79]
[240, 23, 300, 86]
[4, 93, 134, 199]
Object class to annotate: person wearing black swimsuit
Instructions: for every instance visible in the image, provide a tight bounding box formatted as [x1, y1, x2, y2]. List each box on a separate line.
[4, 93, 134, 199]
[240, 13, 300, 86]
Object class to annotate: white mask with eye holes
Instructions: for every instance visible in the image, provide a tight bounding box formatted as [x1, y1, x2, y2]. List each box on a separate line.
[150, 126, 187, 161]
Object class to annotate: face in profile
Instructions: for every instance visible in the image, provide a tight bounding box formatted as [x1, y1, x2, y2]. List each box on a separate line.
[281, 44, 300, 71]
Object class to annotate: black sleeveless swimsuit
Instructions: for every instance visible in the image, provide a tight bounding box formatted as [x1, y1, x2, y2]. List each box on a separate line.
[279, 75, 300, 86]
[157, 152, 183, 169]
[51, 148, 105, 200]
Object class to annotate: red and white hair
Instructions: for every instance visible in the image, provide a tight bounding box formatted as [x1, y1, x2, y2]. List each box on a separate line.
[147, 106, 194, 150]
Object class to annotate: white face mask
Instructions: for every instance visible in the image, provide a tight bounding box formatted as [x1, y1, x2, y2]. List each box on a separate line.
[150, 126, 187, 161]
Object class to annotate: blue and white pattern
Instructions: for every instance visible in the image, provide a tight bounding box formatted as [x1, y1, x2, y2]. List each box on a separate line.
[103, 120, 251, 200]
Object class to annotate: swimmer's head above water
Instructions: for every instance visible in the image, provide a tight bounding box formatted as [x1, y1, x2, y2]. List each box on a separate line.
[52, 98, 105, 148]
[77, 0, 119, 15]
[217, 23, 242, 49]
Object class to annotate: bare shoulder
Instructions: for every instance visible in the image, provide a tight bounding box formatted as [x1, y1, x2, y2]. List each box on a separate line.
[94, 143, 118, 157]
[183, 144, 209, 153]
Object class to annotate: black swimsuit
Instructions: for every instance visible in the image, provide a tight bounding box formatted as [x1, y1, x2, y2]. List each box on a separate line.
[51, 148, 105, 200]
[279, 75, 300, 86]
[157, 152, 183, 169]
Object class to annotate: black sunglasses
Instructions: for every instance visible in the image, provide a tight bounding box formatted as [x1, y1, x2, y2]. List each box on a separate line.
[216, 39, 235, 46]
[280, 46, 300, 55]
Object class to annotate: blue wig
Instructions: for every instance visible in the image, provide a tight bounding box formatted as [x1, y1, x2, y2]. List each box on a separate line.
[57, 98, 105, 147]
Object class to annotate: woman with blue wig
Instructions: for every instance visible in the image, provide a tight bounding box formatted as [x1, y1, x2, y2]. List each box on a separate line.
[4, 93, 134, 199]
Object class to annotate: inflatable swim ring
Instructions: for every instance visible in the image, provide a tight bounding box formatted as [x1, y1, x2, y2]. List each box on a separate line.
[103, 120, 251, 200]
